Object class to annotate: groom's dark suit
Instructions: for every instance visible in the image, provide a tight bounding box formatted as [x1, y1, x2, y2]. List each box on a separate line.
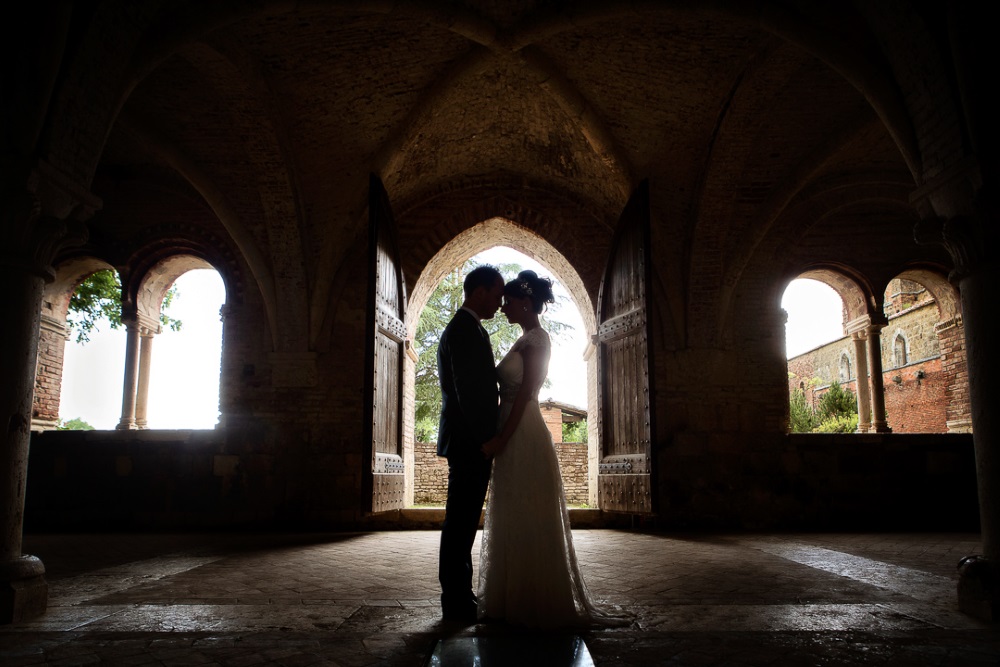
[437, 307, 499, 619]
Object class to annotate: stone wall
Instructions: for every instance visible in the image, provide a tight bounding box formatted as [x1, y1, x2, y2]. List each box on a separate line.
[786, 299, 966, 434]
[414, 439, 591, 507]
[31, 315, 70, 430]
[414, 441, 448, 505]
[25, 429, 977, 532]
[554, 441, 589, 506]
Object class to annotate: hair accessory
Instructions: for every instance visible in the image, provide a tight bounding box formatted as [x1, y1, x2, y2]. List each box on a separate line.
[519, 281, 533, 296]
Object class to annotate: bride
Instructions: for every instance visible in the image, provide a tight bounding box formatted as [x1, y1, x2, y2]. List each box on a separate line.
[478, 270, 628, 629]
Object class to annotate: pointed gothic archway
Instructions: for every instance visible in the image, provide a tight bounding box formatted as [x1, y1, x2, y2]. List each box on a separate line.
[407, 217, 599, 507]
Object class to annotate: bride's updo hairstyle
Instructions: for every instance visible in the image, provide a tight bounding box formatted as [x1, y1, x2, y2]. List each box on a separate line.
[504, 270, 556, 314]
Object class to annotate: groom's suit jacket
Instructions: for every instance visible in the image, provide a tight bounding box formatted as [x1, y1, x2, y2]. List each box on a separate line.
[437, 308, 499, 459]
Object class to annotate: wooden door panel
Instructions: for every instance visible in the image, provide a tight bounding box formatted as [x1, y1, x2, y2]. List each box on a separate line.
[363, 174, 407, 513]
[596, 180, 656, 515]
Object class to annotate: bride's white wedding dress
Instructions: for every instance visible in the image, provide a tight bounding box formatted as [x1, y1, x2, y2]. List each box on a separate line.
[478, 327, 626, 629]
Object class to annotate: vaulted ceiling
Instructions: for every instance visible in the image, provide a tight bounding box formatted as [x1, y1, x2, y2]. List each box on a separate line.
[94, 1, 915, 247]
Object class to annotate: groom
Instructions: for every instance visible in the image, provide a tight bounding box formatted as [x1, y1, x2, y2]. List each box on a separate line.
[437, 264, 504, 622]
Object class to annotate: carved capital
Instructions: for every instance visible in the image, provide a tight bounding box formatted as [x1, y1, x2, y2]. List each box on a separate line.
[911, 157, 997, 282]
[0, 160, 99, 280]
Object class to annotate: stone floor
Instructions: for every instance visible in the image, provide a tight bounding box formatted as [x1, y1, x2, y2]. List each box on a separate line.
[1, 528, 998, 665]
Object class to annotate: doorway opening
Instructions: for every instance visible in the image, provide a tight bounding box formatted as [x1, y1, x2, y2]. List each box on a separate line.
[405, 219, 597, 508]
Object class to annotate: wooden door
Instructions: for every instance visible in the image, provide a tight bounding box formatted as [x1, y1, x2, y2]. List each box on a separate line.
[362, 174, 407, 513]
[596, 180, 656, 514]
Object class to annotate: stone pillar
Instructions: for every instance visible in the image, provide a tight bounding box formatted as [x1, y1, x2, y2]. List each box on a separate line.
[913, 173, 999, 620]
[851, 330, 872, 433]
[0, 260, 49, 623]
[955, 250, 1000, 620]
[116, 317, 140, 430]
[0, 162, 94, 624]
[865, 324, 892, 433]
[133, 325, 156, 429]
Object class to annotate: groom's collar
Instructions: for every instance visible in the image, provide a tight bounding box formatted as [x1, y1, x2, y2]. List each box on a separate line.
[459, 306, 481, 322]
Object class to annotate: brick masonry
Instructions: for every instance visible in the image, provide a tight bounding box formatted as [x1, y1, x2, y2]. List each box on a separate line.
[14, 3, 987, 535]
[414, 435, 591, 508]
[786, 283, 969, 434]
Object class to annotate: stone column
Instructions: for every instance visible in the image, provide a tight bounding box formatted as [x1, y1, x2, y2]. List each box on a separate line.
[851, 330, 872, 433]
[116, 317, 140, 430]
[0, 163, 94, 624]
[134, 325, 156, 429]
[938, 214, 1000, 620]
[959, 263, 999, 548]
[0, 259, 49, 623]
[865, 324, 892, 433]
[914, 176, 999, 620]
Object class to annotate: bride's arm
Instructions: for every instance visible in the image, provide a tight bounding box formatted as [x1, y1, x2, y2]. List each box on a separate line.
[482, 343, 546, 457]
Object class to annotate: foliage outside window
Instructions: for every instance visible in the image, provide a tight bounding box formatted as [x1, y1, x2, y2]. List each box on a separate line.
[58, 417, 95, 431]
[67, 270, 182, 344]
[789, 379, 859, 434]
[413, 258, 574, 443]
[562, 419, 588, 443]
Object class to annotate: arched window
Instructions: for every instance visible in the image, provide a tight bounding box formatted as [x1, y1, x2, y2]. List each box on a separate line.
[839, 353, 852, 383]
[893, 333, 908, 368]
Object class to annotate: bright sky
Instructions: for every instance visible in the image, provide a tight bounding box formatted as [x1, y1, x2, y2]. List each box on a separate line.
[58, 259, 843, 429]
[781, 278, 845, 357]
[472, 247, 590, 409]
[60, 270, 226, 430]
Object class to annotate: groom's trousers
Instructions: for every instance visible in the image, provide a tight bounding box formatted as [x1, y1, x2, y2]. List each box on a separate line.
[439, 453, 492, 613]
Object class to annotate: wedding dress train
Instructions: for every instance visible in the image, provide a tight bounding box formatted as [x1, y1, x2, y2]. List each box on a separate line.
[477, 327, 628, 629]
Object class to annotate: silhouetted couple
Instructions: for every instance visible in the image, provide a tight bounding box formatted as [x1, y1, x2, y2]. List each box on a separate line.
[436, 265, 629, 629]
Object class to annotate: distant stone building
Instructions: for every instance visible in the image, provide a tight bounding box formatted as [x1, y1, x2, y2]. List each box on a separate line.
[787, 279, 970, 434]
[414, 400, 589, 506]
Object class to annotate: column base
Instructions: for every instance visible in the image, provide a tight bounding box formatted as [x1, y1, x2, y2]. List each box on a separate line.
[958, 555, 997, 622]
[0, 555, 47, 624]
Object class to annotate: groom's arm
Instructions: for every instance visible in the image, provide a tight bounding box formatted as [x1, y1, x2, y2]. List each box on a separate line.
[446, 323, 498, 445]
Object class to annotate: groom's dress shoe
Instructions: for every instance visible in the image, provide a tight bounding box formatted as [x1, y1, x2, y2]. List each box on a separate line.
[442, 599, 478, 623]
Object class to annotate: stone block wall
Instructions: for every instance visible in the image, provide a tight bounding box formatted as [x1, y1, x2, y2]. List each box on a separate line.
[786, 299, 965, 434]
[414, 439, 590, 506]
[554, 441, 589, 505]
[31, 315, 70, 430]
[25, 429, 976, 532]
[414, 441, 448, 505]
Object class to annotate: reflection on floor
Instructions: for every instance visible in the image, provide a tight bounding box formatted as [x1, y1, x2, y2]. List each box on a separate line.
[1, 530, 998, 666]
[428, 635, 593, 666]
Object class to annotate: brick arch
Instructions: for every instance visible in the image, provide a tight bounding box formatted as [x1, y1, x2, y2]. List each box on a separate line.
[407, 217, 596, 341]
[403, 214, 599, 509]
[119, 222, 245, 319]
[794, 266, 876, 326]
[888, 267, 960, 322]
[41, 256, 119, 325]
[35, 256, 123, 430]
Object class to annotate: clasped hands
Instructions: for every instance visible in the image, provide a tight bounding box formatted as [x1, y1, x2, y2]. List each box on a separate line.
[481, 435, 505, 458]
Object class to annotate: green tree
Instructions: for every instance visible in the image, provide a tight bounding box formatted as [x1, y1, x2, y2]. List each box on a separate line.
[58, 417, 95, 430]
[814, 413, 859, 433]
[562, 419, 588, 443]
[816, 380, 858, 421]
[67, 270, 182, 344]
[412, 258, 575, 442]
[815, 380, 859, 433]
[789, 387, 818, 433]
[789, 378, 860, 434]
